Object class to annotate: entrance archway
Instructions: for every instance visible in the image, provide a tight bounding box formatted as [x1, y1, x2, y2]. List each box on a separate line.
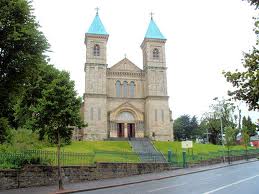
[116, 111, 135, 138]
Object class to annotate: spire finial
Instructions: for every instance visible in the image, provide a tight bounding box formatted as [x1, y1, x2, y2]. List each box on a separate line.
[124, 53, 127, 58]
[150, 12, 154, 20]
[95, 7, 99, 15]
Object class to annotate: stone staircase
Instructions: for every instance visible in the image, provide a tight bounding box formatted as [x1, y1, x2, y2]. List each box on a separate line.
[129, 138, 167, 163]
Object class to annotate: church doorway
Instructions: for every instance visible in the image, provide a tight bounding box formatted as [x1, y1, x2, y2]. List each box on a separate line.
[117, 123, 124, 137]
[127, 123, 135, 138]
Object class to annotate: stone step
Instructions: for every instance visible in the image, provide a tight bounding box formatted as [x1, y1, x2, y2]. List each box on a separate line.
[129, 139, 167, 163]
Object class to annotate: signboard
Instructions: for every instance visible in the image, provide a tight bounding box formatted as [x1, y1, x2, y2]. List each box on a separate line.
[181, 141, 193, 149]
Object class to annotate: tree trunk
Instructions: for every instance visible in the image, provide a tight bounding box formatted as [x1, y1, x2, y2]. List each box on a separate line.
[57, 130, 64, 190]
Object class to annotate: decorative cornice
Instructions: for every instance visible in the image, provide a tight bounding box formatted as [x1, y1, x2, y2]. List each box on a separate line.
[83, 93, 107, 99]
[85, 33, 109, 39]
[106, 71, 145, 79]
[84, 63, 107, 71]
[145, 96, 169, 100]
[144, 66, 167, 71]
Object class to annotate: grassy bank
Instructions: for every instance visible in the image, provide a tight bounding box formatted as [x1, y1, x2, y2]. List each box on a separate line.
[43, 141, 139, 163]
[153, 141, 253, 155]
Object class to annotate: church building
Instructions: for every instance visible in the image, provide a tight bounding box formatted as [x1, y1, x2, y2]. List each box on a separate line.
[81, 11, 173, 141]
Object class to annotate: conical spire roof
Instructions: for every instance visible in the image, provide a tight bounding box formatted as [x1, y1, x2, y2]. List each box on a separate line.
[87, 12, 108, 35]
[145, 17, 165, 39]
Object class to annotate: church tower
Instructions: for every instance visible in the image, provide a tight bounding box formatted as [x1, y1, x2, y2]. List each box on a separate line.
[141, 15, 173, 140]
[83, 10, 108, 140]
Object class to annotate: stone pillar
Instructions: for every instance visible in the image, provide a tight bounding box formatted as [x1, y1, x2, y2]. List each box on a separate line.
[124, 123, 128, 137]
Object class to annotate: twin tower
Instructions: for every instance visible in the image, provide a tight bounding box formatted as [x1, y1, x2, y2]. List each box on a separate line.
[82, 11, 173, 141]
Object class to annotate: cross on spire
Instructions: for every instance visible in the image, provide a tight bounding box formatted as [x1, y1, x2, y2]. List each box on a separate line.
[150, 12, 154, 19]
[95, 7, 99, 15]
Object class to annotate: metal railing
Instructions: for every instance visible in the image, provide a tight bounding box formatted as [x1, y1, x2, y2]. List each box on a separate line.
[1, 148, 259, 169]
[167, 148, 259, 168]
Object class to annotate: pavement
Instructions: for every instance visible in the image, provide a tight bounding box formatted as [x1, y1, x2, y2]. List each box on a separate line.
[1, 159, 258, 194]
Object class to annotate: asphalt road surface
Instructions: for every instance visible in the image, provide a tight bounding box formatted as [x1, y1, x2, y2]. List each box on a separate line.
[79, 161, 259, 194]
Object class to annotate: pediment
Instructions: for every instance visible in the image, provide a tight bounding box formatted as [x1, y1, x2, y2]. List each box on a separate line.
[109, 58, 142, 72]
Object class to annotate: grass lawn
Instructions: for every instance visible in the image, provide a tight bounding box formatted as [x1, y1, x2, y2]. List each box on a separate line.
[153, 141, 254, 155]
[43, 141, 139, 164]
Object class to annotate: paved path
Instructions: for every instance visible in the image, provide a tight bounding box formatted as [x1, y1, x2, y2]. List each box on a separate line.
[0, 159, 257, 194]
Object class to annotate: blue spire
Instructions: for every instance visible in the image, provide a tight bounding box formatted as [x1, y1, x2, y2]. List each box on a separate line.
[87, 11, 108, 35]
[145, 17, 165, 39]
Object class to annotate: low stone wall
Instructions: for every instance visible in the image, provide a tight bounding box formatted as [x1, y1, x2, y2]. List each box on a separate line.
[188, 153, 259, 168]
[0, 162, 171, 190]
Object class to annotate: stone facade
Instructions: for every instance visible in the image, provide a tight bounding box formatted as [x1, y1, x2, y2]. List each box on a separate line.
[81, 15, 174, 141]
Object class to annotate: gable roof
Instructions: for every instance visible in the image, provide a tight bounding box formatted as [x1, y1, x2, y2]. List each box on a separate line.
[109, 58, 142, 72]
[87, 13, 108, 35]
[145, 18, 165, 39]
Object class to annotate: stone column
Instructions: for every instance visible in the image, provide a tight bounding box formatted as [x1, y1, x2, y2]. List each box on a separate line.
[124, 123, 128, 137]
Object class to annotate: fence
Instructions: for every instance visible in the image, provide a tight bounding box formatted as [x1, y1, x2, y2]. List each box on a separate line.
[0, 150, 95, 168]
[1, 148, 259, 169]
[167, 148, 259, 167]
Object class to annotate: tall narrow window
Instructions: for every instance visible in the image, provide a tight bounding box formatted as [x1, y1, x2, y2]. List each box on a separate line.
[123, 81, 128, 97]
[93, 44, 100, 56]
[90, 107, 94, 120]
[98, 108, 101, 120]
[116, 80, 121, 97]
[161, 110, 164, 122]
[155, 109, 158, 122]
[130, 81, 135, 97]
[153, 48, 159, 59]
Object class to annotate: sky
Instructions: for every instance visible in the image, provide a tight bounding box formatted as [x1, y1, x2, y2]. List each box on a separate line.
[32, 0, 258, 122]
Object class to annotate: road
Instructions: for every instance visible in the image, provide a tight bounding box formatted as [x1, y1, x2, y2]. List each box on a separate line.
[79, 161, 259, 194]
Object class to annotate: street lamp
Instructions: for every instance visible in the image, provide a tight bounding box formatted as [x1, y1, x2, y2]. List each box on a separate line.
[213, 97, 226, 162]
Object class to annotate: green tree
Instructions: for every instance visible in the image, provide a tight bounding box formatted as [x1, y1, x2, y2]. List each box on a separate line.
[173, 115, 190, 140]
[225, 126, 237, 164]
[242, 116, 257, 136]
[223, 18, 259, 111]
[173, 115, 199, 141]
[243, 0, 259, 8]
[0, 0, 48, 125]
[242, 126, 250, 160]
[30, 69, 83, 190]
[201, 98, 237, 144]
[0, 117, 11, 144]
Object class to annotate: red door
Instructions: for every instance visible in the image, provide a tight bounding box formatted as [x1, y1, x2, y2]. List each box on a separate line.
[128, 123, 135, 138]
[117, 123, 124, 137]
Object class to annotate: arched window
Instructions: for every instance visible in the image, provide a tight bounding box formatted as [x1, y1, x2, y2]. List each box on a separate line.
[123, 81, 128, 97]
[116, 80, 121, 97]
[93, 44, 100, 56]
[153, 48, 159, 59]
[117, 112, 135, 121]
[130, 81, 135, 97]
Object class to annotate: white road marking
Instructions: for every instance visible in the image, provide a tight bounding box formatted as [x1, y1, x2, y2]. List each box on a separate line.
[148, 183, 186, 193]
[203, 174, 259, 194]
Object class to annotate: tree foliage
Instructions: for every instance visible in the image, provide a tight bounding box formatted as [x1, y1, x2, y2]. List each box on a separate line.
[0, 0, 48, 124]
[242, 116, 257, 136]
[243, 0, 259, 8]
[225, 126, 237, 149]
[201, 98, 237, 144]
[242, 126, 250, 151]
[15, 64, 83, 144]
[173, 115, 200, 141]
[223, 18, 259, 111]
